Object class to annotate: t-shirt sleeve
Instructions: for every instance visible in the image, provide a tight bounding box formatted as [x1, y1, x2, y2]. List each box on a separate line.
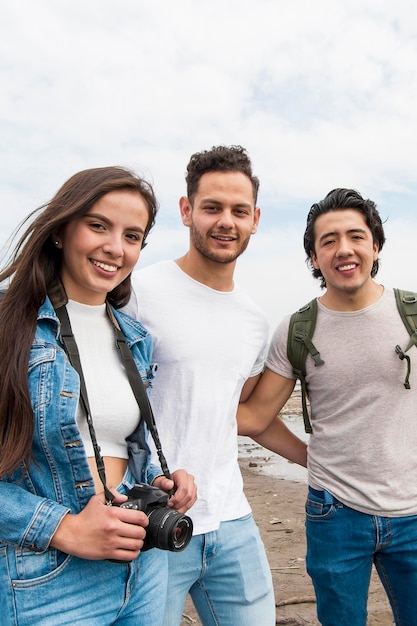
[249, 337, 268, 377]
[265, 315, 296, 379]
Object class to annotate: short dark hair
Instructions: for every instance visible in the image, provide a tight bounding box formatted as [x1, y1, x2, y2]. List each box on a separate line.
[304, 188, 386, 288]
[185, 145, 259, 204]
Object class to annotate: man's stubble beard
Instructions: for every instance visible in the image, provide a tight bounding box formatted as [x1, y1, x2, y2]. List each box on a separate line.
[190, 224, 251, 265]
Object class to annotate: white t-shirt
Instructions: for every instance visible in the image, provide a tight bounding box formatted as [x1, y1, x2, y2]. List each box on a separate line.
[267, 288, 417, 517]
[129, 260, 269, 534]
[67, 300, 140, 459]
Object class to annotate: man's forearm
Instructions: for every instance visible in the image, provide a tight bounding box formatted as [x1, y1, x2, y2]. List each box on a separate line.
[253, 416, 308, 467]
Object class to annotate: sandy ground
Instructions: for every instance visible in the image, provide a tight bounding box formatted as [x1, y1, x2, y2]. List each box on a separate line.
[180, 393, 395, 625]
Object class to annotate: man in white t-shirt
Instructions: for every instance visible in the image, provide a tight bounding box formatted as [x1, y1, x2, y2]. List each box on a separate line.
[238, 188, 417, 626]
[127, 146, 307, 626]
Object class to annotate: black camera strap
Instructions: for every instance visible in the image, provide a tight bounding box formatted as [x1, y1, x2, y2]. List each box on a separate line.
[55, 303, 172, 505]
[106, 306, 172, 483]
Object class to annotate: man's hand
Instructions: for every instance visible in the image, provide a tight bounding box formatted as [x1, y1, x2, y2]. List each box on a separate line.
[153, 469, 197, 514]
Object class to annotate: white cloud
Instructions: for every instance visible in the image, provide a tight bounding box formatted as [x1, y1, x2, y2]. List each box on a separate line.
[1, 0, 417, 308]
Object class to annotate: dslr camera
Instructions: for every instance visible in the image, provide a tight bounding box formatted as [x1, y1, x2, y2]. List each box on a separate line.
[116, 483, 193, 552]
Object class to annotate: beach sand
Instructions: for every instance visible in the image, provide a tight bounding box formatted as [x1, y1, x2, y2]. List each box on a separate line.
[181, 391, 395, 625]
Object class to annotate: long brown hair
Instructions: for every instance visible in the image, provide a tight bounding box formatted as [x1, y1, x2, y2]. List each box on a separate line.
[0, 166, 158, 476]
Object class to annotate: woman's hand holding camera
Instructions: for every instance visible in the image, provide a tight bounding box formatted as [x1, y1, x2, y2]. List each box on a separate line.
[50, 490, 149, 561]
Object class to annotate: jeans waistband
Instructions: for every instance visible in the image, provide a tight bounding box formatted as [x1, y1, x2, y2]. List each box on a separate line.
[308, 485, 340, 505]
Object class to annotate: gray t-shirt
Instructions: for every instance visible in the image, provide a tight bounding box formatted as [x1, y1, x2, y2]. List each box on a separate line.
[267, 288, 417, 517]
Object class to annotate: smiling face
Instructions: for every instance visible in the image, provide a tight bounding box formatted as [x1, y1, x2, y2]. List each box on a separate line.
[58, 190, 149, 305]
[310, 209, 380, 306]
[179, 171, 260, 265]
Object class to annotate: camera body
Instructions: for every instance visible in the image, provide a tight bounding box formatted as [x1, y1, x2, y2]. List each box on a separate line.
[117, 483, 193, 552]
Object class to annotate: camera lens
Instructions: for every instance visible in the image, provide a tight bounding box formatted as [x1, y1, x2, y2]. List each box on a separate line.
[147, 508, 193, 551]
[172, 519, 192, 546]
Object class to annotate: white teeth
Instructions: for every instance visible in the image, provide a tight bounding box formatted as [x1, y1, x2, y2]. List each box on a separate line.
[338, 264, 356, 271]
[92, 260, 118, 272]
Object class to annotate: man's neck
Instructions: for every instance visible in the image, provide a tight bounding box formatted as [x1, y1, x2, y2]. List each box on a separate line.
[319, 281, 384, 311]
[175, 253, 235, 292]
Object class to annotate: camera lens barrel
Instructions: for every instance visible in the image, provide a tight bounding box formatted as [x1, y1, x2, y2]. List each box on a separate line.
[146, 508, 193, 551]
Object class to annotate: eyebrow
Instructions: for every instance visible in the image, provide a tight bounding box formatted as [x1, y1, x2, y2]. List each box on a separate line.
[200, 198, 253, 208]
[86, 212, 145, 233]
[319, 227, 368, 244]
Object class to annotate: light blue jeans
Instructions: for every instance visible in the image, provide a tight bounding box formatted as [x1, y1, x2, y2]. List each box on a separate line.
[162, 513, 275, 626]
[1, 547, 168, 625]
[306, 486, 417, 626]
[2, 465, 169, 626]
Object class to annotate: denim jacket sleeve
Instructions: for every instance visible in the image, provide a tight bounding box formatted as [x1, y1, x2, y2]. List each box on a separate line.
[0, 302, 93, 553]
[0, 481, 70, 552]
[146, 462, 166, 485]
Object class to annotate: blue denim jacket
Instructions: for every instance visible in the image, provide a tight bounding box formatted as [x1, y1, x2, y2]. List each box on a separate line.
[0, 296, 161, 554]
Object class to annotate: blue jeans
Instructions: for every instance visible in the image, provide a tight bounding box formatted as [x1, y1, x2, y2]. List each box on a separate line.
[1, 536, 168, 625]
[162, 514, 275, 626]
[306, 486, 417, 626]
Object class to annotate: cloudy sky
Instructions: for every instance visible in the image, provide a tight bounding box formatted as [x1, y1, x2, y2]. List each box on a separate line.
[2, 0, 417, 332]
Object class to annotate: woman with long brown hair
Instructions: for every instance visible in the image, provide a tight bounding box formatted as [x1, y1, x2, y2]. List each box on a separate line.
[0, 166, 196, 625]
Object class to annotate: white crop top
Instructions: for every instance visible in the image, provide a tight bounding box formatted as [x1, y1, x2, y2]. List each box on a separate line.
[66, 300, 140, 459]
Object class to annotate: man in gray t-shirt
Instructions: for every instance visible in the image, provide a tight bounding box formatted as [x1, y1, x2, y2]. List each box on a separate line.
[238, 188, 417, 626]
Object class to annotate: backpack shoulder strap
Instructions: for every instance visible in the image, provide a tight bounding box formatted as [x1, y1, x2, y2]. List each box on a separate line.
[394, 288, 417, 350]
[394, 288, 417, 389]
[287, 298, 324, 434]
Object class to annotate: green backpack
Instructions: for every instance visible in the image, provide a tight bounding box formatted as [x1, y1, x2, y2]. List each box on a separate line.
[287, 288, 417, 434]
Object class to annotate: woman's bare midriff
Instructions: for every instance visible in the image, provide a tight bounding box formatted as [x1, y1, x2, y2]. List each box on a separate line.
[87, 457, 128, 492]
